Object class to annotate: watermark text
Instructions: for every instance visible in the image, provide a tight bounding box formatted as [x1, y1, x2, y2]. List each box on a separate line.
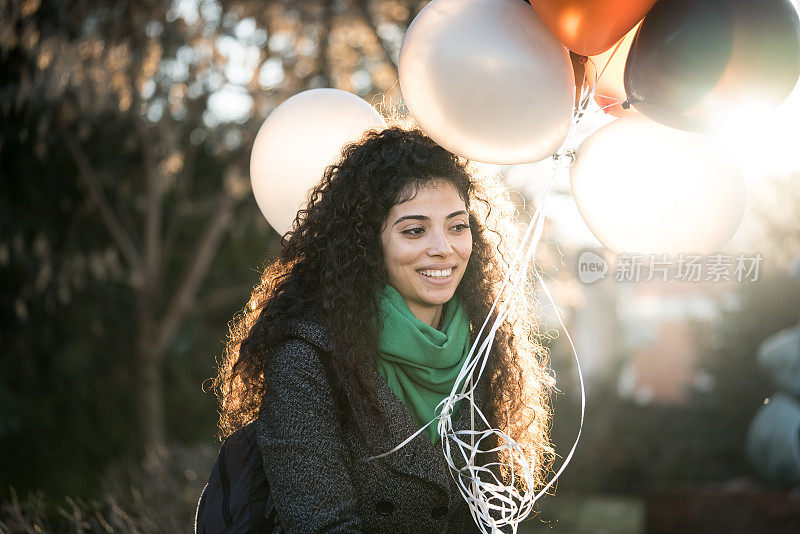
[577, 252, 762, 284]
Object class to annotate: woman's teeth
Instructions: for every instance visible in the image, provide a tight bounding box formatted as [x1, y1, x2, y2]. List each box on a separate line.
[419, 268, 453, 279]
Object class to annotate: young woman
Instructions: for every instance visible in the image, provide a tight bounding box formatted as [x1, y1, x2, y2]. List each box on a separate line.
[215, 127, 555, 533]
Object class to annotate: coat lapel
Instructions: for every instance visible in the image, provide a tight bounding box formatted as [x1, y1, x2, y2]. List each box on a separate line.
[287, 316, 494, 493]
[359, 362, 491, 492]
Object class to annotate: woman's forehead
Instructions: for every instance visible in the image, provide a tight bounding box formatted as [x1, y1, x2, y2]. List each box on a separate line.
[392, 180, 468, 209]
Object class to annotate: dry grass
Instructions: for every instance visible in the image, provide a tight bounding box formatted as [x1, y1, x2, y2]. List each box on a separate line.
[0, 442, 216, 534]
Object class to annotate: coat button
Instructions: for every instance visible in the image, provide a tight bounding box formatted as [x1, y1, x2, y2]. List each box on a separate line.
[431, 504, 449, 519]
[375, 499, 395, 515]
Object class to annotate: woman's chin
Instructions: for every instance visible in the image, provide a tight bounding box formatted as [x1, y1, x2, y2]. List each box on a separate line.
[417, 286, 458, 306]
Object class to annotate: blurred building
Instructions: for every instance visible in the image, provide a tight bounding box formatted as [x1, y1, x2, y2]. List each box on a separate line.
[546, 247, 739, 404]
[616, 278, 733, 403]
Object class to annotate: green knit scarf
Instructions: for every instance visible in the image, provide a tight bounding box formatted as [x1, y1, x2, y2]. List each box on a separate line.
[374, 285, 471, 444]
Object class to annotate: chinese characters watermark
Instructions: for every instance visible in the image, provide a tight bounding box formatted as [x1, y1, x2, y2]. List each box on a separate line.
[577, 252, 763, 284]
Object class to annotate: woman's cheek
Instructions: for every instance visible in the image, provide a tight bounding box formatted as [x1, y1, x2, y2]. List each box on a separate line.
[460, 235, 473, 259]
[399, 241, 422, 263]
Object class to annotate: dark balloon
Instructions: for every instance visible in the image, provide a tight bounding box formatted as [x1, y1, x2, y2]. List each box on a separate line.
[624, 0, 800, 132]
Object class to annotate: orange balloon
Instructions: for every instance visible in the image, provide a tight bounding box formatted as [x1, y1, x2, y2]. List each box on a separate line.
[529, 0, 657, 57]
[585, 23, 640, 116]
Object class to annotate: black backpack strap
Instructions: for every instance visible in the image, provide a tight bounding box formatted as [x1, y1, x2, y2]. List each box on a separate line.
[195, 421, 272, 534]
[196, 317, 332, 534]
[195, 481, 208, 534]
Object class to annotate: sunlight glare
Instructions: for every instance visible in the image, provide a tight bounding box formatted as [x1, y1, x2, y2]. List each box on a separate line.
[571, 117, 747, 255]
[709, 84, 800, 181]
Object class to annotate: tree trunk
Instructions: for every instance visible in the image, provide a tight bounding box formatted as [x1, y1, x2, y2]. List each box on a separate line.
[136, 344, 166, 453]
[135, 294, 166, 453]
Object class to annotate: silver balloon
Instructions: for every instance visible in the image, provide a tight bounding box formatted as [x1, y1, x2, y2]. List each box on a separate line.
[745, 392, 800, 486]
[757, 326, 800, 396]
[570, 116, 747, 255]
[250, 89, 387, 236]
[399, 0, 575, 164]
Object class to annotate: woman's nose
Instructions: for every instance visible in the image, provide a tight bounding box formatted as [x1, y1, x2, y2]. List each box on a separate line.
[426, 231, 454, 256]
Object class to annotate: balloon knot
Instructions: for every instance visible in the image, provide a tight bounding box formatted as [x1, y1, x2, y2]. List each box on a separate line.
[621, 101, 631, 110]
[578, 55, 587, 64]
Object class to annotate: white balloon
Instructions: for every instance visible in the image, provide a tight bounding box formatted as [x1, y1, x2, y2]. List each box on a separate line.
[570, 116, 747, 256]
[250, 89, 387, 235]
[399, 0, 575, 165]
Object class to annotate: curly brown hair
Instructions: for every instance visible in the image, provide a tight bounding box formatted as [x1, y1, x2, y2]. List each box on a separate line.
[214, 126, 555, 490]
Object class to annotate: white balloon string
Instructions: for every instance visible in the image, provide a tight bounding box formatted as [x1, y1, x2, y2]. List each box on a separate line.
[361, 161, 558, 464]
[596, 37, 626, 83]
[441, 176, 560, 534]
[364, 90, 600, 534]
[360, 172, 552, 465]
[364, 173, 588, 533]
[584, 42, 635, 114]
[360, 186, 550, 464]
[583, 53, 633, 115]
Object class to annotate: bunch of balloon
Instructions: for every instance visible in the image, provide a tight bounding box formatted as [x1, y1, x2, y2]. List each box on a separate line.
[529, 0, 658, 120]
[397, 0, 689, 166]
[584, 23, 641, 117]
[398, 0, 576, 165]
[570, 0, 800, 256]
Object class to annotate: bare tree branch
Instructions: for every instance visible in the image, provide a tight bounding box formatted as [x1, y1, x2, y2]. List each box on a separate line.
[162, 141, 200, 261]
[193, 284, 254, 314]
[355, 0, 399, 72]
[153, 190, 239, 356]
[60, 126, 144, 275]
[113, 183, 144, 256]
[316, 0, 335, 87]
[135, 117, 163, 288]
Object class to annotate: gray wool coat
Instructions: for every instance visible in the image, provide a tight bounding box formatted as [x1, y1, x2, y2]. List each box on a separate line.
[256, 318, 509, 534]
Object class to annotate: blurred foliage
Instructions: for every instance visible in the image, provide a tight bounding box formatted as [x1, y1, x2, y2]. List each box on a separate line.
[0, 0, 420, 499]
[548, 273, 800, 493]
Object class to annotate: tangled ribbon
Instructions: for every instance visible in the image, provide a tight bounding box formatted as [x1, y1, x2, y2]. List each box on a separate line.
[365, 82, 606, 533]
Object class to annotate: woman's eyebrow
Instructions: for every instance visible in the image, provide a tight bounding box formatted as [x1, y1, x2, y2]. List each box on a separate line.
[392, 210, 468, 227]
[446, 210, 468, 219]
[392, 214, 429, 226]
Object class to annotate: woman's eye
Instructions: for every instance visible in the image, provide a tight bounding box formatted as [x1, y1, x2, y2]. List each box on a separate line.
[402, 227, 425, 237]
[451, 223, 470, 232]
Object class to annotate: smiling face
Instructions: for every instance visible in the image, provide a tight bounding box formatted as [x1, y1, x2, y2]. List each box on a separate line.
[380, 181, 473, 327]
